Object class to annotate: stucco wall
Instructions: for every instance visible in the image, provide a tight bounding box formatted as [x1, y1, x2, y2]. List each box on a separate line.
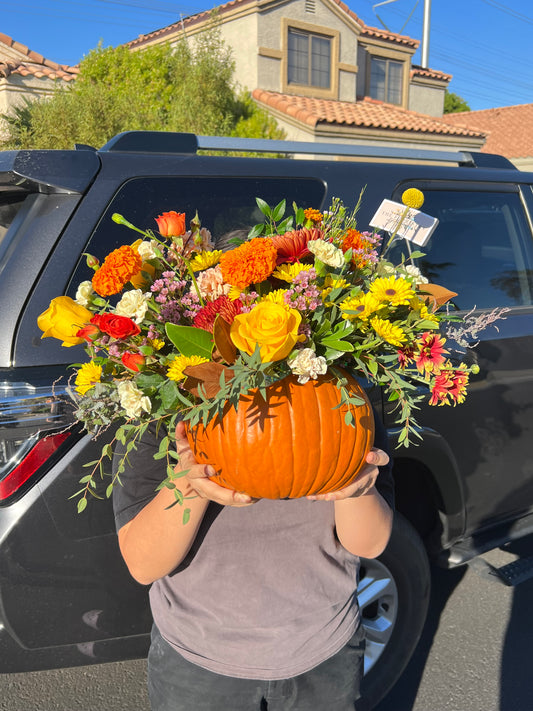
[219, 13, 259, 90]
[409, 81, 445, 117]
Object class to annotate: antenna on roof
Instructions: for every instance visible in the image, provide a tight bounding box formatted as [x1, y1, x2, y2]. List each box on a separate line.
[421, 0, 432, 68]
[372, 0, 419, 34]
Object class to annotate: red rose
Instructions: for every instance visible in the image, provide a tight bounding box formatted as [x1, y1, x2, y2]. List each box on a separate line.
[121, 352, 145, 372]
[76, 323, 99, 342]
[155, 211, 186, 238]
[91, 314, 140, 339]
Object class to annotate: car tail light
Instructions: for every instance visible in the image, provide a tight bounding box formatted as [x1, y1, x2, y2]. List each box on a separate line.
[0, 382, 76, 502]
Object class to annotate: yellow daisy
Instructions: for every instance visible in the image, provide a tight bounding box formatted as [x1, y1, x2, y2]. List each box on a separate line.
[228, 285, 244, 301]
[272, 263, 313, 283]
[189, 250, 223, 272]
[167, 355, 209, 382]
[75, 361, 102, 395]
[370, 317, 406, 346]
[322, 275, 349, 304]
[411, 298, 439, 325]
[261, 289, 289, 305]
[340, 292, 380, 321]
[370, 276, 415, 306]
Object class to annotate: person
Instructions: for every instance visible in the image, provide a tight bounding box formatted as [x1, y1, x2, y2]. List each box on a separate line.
[112, 412, 394, 711]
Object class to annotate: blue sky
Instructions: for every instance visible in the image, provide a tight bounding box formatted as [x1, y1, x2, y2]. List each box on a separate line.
[2, 0, 532, 112]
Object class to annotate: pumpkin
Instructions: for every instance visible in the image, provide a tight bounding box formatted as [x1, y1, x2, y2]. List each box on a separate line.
[185, 370, 374, 499]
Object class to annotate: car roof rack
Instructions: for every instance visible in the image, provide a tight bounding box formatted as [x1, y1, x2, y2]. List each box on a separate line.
[99, 131, 516, 170]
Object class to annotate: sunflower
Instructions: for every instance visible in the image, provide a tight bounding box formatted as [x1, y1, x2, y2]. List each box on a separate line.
[370, 276, 414, 307]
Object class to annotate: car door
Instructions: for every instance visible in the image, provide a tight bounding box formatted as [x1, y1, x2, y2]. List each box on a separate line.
[387, 181, 533, 539]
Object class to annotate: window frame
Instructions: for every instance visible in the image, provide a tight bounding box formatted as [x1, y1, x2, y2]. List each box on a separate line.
[281, 18, 339, 100]
[369, 56, 404, 105]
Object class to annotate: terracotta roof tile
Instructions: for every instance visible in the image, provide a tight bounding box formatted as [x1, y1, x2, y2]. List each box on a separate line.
[0, 32, 78, 81]
[129, 0, 419, 50]
[442, 104, 533, 158]
[411, 65, 452, 83]
[252, 89, 485, 137]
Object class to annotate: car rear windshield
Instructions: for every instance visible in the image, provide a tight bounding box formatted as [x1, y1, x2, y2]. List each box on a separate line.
[0, 189, 28, 246]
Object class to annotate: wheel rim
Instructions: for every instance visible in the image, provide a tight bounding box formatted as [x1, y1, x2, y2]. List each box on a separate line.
[357, 557, 399, 674]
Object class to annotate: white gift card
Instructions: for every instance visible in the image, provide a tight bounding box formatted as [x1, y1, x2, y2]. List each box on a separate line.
[369, 199, 439, 247]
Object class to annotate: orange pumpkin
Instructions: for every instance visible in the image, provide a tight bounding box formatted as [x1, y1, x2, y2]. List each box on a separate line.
[185, 370, 374, 499]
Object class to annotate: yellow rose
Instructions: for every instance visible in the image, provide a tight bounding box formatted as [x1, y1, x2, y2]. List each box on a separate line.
[37, 296, 92, 347]
[230, 302, 304, 363]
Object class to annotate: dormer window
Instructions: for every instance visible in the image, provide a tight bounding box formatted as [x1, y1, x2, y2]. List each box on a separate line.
[369, 57, 403, 104]
[287, 28, 331, 89]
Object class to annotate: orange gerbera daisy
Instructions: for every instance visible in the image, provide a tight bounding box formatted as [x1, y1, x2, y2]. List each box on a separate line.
[92, 245, 143, 297]
[219, 238, 277, 289]
[270, 228, 321, 265]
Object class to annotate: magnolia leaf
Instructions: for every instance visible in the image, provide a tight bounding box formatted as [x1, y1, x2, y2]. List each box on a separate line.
[182, 361, 234, 399]
[419, 283, 458, 310]
[165, 323, 213, 358]
[213, 315, 237, 364]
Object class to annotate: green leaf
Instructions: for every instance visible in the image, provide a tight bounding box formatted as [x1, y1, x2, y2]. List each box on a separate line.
[272, 199, 286, 222]
[247, 223, 264, 239]
[77, 498, 88, 514]
[165, 324, 213, 359]
[182, 508, 191, 525]
[319, 338, 354, 352]
[159, 380, 181, 410]
[256, 197, 271, 218]
[105, 483, 114, 498]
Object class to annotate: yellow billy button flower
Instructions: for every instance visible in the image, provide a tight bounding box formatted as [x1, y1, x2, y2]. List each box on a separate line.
[370, 317, 407, 346]
[370, 276, 415, 307]
[402, 188, 425, 210]
[189, 250, 223, 272]
[75, 362, 102, 395]
[37, 296, 92, 347]
[230, 301, 305, 363]
[167, 355, 209, 382]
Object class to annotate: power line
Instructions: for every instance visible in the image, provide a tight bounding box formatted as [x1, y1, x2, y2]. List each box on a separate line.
[479, 0, 533, 25]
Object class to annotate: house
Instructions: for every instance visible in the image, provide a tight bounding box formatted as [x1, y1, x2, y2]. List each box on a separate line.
[442, 104, 533, 170]
[129, 0, 486, 155]
[0, 33, 78, 138]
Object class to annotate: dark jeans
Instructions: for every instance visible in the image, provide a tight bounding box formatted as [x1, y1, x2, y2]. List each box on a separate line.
[147, 624, 365, 711]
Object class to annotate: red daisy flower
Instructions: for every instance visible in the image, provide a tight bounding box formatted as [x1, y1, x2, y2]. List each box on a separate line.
[415, 332, 448, 374]
[194, 296, 243, 333]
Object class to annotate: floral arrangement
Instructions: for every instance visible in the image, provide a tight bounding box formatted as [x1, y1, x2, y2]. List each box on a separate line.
[38, 189, 479, 513]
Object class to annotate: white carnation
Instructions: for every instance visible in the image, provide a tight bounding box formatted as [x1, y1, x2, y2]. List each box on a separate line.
[308, 240, 345, 269]
[136, 240, 158, 261]
[115, 289, 150, 323]
[75, 280, 94, 306]
[289, 348, 327, 384]
[117, 381, 151, 419]
[403, 264, 429, 285]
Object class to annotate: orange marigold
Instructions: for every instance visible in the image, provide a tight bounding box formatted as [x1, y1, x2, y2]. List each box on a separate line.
[92, 245, 143, 297]
[219, 238, 277, 289]
[341, 229, 365, 253]
[304, 208, 323, 224]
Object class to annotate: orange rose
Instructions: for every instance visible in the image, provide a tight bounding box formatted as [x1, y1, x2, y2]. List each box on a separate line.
[155, 211, 186, 238]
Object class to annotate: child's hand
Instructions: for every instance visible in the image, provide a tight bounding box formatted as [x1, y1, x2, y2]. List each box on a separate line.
[306, 447, 389, 502]
[175, 422, 257, 507]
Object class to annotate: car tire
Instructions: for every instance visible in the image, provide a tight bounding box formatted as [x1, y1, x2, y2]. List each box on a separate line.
[357, 512, 431, 710]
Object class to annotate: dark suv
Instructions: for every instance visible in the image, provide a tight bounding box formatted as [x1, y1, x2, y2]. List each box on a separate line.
[1, 132, 533, 709]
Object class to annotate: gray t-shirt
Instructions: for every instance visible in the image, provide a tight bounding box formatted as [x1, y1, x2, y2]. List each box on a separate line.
[113, 417, 393, 680]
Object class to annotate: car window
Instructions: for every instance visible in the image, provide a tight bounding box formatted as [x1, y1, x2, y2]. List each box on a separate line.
[387, 189, 533, 311]
[68, 175, 326, 294]
[0, 191, 28, 250]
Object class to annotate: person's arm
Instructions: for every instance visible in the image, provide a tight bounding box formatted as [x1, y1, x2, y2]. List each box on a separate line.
[117, 422, 255, 585]
[308, 448, 393, 559]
